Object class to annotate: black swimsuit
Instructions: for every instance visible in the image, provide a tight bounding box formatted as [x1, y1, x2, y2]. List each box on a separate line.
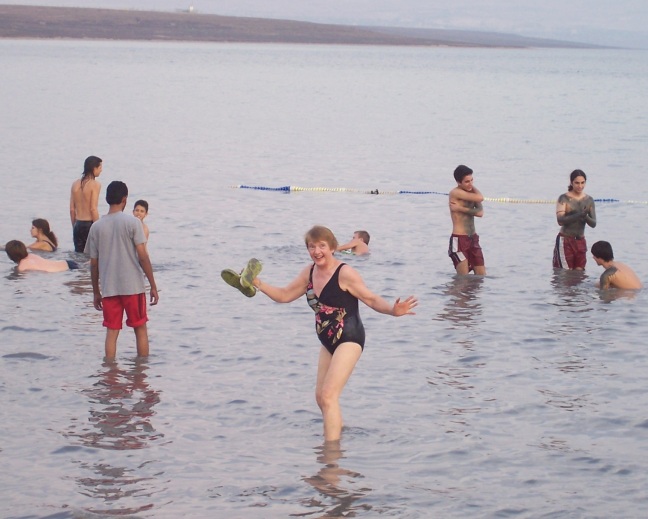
[42, 239, 57, 252]
[307, 263, 365, 355]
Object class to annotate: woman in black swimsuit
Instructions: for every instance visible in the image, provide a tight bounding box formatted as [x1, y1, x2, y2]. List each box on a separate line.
[27, 218, 58, 252]
[250, 225, 417, 442]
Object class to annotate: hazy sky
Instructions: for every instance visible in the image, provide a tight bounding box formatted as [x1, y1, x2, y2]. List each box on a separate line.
[6, 0, 648, 47]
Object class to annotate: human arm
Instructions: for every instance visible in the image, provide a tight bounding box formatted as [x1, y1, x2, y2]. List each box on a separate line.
[90, 182, 101, 222]
[69, 186, 76, 226]
[253, 264, 310, 303]
[556, 194, 595, 227]
[599, 266, 617, 290]
[452, 186, 484, 203]
[90, 258, 102, 310]
[450, 200, 483, 217]
[339, 265, 417, 316]
[583, 199, 596, 228]
[450, 187, 484, 217]
[136, 242, 159, 305]
[336, 238, 360, 252]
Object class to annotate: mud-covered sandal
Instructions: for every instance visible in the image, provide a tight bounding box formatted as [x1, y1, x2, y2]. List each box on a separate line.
[221, 268, 256, 297]
[240, 258, 262, 289]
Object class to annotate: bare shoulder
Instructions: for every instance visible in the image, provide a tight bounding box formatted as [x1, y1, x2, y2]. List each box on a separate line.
[448, 186, 461, 198]
[338, 262, 363, 286]
[451, 186, 483, 202]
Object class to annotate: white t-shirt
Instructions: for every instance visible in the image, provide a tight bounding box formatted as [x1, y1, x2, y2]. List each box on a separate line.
[85, 211, 147, 297]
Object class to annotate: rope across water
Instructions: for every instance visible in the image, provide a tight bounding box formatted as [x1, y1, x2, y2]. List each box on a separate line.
[232, 185, 647, 204]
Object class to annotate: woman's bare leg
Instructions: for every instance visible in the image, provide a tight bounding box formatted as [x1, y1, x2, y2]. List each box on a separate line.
[315, 343, 362, 442]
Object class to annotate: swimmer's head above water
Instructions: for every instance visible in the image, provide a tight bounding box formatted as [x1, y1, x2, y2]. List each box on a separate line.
[5, 240, 28, 264]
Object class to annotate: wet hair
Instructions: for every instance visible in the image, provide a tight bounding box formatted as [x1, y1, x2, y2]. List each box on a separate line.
[591, 241, 614, 262]
[106, 180, 128, 205]
[304, 225, 338, 251]
[81, 156, 102, 187]
[5, 240, 28, 263]
[568, 169, 586, 191]
[134, 199, 149, 212]
[355, 230, 370, 244]
[453, 165, 473, 183]
[32, 218, 58, 248]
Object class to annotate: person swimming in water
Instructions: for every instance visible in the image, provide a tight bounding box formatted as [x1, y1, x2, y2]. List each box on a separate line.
[336, 230, 370, 255]
[591, 240, 642, 290]
[27, 218, 58, 252]
[5, 240, 78, 272]
[241, 225, 417, 442]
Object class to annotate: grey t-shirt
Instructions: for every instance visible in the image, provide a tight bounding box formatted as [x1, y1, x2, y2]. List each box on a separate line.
[85, 211, 147, 297]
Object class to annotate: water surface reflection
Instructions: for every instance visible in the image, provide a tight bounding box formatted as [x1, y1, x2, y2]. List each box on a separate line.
[435, 275, 484, 328]
[64, 358, 166, 516]
[298, 441, 371, 517]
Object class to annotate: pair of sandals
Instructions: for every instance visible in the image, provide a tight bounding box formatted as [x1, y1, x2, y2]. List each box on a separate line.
[221, 258, 262, 297]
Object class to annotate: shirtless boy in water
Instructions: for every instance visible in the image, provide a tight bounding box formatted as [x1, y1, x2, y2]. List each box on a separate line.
[5, 240, 78, 272]
[133, 199, 150, 241]
[336, 230, 370, 255]
[448, 165, 486, 275]
[70, 156, 102, 252]
[591, 241, 642, 290]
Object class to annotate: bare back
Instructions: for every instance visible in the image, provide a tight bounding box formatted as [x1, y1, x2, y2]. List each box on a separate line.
[599, 261, 643, 290]
[19, 254, 69, 273]
[70, 178, 101, 224]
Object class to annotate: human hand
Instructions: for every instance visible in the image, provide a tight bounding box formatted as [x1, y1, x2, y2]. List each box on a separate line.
[393, 296, 418, 316]
[150, 287, 159, 306]
[93, 293, 103, 311]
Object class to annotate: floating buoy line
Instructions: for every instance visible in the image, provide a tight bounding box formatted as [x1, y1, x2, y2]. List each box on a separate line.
[231, 185, 647, 204]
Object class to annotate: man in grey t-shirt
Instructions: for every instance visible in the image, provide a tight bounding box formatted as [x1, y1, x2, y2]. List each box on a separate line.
[85, 181, 159, 359]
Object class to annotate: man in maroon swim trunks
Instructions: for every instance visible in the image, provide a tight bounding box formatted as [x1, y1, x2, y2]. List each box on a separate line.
[553, 169, 597, 270]
[448, 165, 486, 275]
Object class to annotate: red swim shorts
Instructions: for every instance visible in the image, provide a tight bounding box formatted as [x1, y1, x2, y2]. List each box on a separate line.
[553, 233, 587, 270]
[448, 233, 485, 270]
[102, 293, 148, 330]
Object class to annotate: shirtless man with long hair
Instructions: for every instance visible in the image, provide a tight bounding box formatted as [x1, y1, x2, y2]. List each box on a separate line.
[70, 155, 102, 252]
[553, 169, 597, 270]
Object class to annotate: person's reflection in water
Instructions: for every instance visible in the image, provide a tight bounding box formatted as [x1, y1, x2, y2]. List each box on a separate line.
[550, 269, 592, 308]
[63, 267, 93, 297]
[597, 288, 639, 303]
[301, 441, 371, 517]
[82, 358, 162, 449]
[435, 275, 484, 328]
[64, 358, 165, 515]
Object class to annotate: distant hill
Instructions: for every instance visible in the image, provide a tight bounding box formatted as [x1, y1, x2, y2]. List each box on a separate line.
[369, 26, 606, 49]
[0, 5, 605, 48]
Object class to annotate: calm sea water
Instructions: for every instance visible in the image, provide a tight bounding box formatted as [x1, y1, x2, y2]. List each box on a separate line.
[1, 40, 648, 518]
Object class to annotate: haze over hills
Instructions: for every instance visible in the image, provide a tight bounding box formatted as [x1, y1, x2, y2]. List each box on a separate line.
[0, 5, 606, 48]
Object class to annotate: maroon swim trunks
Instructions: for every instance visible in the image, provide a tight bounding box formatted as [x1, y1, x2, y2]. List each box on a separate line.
[448, 233, 485, 271]
[553, 233, 587, 269]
